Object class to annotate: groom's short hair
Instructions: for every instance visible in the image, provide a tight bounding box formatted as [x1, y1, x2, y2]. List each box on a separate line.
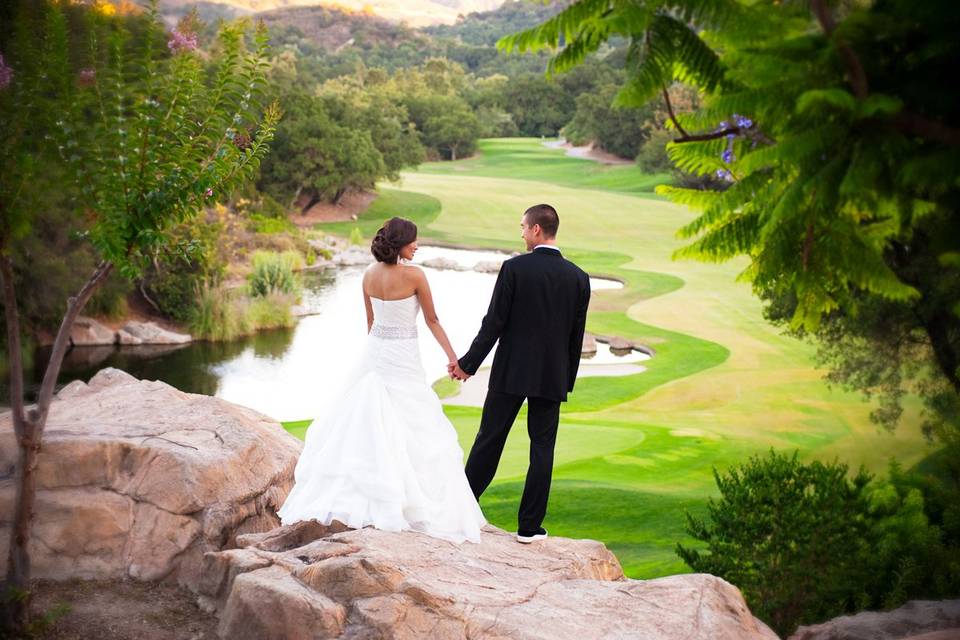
[524, 204, 559, 238]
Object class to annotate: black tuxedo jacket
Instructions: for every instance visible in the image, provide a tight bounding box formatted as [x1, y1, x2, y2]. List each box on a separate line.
[458, 246, 591, 402]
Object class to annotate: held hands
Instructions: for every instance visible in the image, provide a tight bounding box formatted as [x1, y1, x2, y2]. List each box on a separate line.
[447, 360, 471, 381]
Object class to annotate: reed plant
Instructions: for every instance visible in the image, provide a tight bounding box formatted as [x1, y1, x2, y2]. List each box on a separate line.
[189, 284, 250, 342]
[248, 250, 303, 298]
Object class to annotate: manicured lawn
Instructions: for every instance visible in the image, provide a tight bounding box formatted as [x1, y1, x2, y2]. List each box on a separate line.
[294, 137, 938, 579]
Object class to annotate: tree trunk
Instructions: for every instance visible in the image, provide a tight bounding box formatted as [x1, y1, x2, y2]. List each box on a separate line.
[450, 146, 458, 161]
[0, 256, 113, 634]
[0, 251, 27, 634]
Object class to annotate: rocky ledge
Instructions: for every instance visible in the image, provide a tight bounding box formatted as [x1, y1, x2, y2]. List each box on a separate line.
[0, 368, 302, 589]
[198, 519, 778, 640]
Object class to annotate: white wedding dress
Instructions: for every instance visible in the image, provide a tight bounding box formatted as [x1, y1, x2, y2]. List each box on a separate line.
[278, 294, 486, 543]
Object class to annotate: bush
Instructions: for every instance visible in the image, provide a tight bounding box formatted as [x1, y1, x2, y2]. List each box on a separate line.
[142, 218, 227, 322]
[636, 128, 674, 173]
[349, 227, 363, 246]
[248, 251, 302, 298]
[677, 450, 960, 637]
[248, 213, 295, 235]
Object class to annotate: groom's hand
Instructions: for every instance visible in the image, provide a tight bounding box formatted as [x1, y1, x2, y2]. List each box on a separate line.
[448, 361, 470, 381]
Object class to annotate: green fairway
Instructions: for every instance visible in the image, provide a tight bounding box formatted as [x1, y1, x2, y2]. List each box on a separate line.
[291, 137, 938, 579]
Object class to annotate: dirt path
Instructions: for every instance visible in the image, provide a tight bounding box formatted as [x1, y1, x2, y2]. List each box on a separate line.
[291, 190, 378, 228]
[31, 579, 218, 640]
[542, 139, 634, 166]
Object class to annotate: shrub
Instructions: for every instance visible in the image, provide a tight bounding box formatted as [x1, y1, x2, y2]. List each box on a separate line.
[248, 213, 295, 235]
[248, 250, 302, 298]
[349, 227, 364, 246]
[677, 450, 960, 637]
[636, 128, 674, 173]
[142, 218, 227, 322]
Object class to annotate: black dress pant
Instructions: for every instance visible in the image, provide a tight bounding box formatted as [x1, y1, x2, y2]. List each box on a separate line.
[464, 389, 561, 531]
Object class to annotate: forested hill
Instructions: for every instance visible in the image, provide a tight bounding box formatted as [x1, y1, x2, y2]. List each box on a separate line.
[159, 1, 506, 27]
[254, 1, 565, 76]
[423, 0, 567, 46]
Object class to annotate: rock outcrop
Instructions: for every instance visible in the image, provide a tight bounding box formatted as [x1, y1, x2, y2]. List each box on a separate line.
[788, 599, 960, 640]
[69, 316, 117, 346]
[0, 368, 302, 589]
[118, 320, 192, 344]
[198, 520, 779, 640]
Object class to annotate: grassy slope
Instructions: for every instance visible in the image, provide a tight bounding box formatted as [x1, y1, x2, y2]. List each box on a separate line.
[288, 138, 935, 578]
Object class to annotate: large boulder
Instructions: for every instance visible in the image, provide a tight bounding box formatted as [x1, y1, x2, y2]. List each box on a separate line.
[198, 520, 778, 640]
[0, 368, 302, 589]
[788, 599, 960, 640]
[69, 315, 116, 346]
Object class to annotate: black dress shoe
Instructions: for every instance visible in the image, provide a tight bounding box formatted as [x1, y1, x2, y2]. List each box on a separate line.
[516, 527, 548, 543]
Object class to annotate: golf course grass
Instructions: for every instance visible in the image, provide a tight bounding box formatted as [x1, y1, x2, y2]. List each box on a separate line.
[283, 138, 937, 579]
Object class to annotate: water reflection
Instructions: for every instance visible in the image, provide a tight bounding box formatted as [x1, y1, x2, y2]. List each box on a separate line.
[7, 246, 645, 421]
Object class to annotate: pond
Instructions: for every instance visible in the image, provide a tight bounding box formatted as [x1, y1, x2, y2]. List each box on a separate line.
[9, 247, 648, 421]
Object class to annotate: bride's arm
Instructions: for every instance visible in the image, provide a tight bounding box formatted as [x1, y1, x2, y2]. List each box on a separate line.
[362, 273, 374, 333]
[412, 268, 457, 363]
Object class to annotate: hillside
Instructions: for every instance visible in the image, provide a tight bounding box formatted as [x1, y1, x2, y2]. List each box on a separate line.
[424, 0, 566, 46]
[158, 0, 506, 26]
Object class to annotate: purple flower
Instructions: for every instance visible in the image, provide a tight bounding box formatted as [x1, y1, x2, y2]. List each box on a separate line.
[725, 132, 736, 140]
[78, 67, 96, 87]
[734, 114, 753, 129]
[715, 169, 733, 181]
[0, 54, 13, 90]
[721, 149, 735, 164]
[717, 120, 729, 131]
[167, 30, 198, 54]
[204, 187, 214, 197]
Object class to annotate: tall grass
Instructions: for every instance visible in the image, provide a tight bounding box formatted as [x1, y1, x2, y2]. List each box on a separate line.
[190, 284, 296, 341]
[190, 284, 251, 341]
[248, 250, 302, 298]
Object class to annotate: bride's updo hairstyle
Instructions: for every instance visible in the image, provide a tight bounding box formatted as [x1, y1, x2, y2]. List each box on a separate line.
[371, 217, 418, 264]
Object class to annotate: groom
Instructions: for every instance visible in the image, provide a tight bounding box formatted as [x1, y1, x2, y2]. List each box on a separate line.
[449, 204, 590, 543]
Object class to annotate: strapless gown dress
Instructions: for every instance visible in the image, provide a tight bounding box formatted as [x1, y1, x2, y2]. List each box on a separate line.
[278, 294, 486, 543]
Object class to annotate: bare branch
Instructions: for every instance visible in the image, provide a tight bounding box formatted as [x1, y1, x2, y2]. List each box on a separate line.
[662, 86, 689, 138]
[810, 0, 869, 100]
[33, 260, 114, 426]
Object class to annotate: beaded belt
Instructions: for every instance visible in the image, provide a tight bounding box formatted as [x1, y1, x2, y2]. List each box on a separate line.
[370, 324, 418, 339]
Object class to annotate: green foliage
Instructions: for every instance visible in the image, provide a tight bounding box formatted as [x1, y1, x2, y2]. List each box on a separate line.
[247, 293, 294, 330]
[349, 227, 364, 246]
[564, 83, 655, 158]
[248, 213, 295, 235]
[636, 127, 674, 173]
[142, 215, 227, 322]
[247, 250, 301, 298]
[190, 284, 295, 341]
[678, 451, 960, 636]
[189, 283, 251, 342]
[258, 88, 386, 207]
[509, 0, 960, 445]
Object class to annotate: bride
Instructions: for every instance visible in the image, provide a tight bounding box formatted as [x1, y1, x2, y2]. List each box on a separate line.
[278, 217, 486, 543]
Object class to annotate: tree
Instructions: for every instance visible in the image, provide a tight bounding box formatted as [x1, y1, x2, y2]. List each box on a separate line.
[258, 90, 385, 208]
[564, 82, 655, 158]
[0, 2, 278, 632]
[501, 72, 572, 136]
[501, 0, 960, 448]
[405, 93, 481, 160]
